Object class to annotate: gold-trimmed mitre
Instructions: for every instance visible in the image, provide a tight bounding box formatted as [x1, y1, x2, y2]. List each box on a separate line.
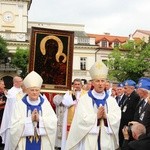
[23, 71, 43, 88]
[89, 60, 108, 79]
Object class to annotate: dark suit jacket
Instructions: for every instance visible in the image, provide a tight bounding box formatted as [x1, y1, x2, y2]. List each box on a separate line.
[119, 90, 140, 147]
[134, 99, 144, 121]
[138, 103, 150, 134]
[116, 94, 128, 107]
[121, 134, 150, 150]
[121, 90, 140, 126]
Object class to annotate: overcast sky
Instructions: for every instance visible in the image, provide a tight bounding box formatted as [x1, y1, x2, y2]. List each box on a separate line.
[28, 0, 150, 36]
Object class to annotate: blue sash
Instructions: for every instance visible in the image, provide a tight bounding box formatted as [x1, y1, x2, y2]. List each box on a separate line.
[88, 90, 108, 107]
[88, 90, 109, 150]
[22, 95, 44, 150]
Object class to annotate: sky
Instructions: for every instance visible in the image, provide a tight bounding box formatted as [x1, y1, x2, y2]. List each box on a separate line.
[28, 0, 150, 37]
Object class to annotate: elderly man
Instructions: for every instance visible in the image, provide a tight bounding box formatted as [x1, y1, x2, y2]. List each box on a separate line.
[119, 80, 140, 148]
[134, 77, 150, 134]
[122, 121, 150, 150]
[6, 76, 23, 99]
[65, 60, 121, 150]
[116, 83, 128, 107]
[10, 71, 57, 150]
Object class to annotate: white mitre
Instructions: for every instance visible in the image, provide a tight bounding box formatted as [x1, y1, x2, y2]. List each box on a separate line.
[23, 71, 43, 88]
[89, 60, 108, 79]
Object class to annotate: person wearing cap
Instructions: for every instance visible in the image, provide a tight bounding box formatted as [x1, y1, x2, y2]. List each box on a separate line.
[65, 60, 121, 150]
[116, 83, 128, 107]
[119, 79, 140, 148]
[134, 77, 150, 134]
[9, 71, 57, 150]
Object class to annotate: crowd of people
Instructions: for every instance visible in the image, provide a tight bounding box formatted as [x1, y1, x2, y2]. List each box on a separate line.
[0, 60, 150, 150]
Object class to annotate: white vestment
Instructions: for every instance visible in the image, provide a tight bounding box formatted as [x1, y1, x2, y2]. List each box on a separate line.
[66, 92, 121, 150]
[6, 86, 22, 99]
[61, 90, 86, 150]
[0, 86, 22, 150]
[9, 95, 57, 150]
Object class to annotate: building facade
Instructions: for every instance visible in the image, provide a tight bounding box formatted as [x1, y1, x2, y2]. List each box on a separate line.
[1, 0, 148, 89]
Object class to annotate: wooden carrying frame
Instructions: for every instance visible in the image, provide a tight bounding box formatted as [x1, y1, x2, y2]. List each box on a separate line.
[29, 27, 74, 92]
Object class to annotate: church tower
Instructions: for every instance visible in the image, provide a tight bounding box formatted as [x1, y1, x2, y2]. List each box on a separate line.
[0, 0, 32, 42]
[0, 0, 32, 88]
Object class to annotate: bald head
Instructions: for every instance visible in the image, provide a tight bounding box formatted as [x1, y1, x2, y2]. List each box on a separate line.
[13, 76, 23, 88]
[131, 122, 146, 140]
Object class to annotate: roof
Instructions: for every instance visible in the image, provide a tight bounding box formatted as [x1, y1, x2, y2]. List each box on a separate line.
[87, 33, 128, 44]
[74, 31, 88, 37]
[133, 29, 150, 36]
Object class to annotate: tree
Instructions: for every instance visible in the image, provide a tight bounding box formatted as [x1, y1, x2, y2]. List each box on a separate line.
[108, 40, 150, 82]
[0, 36, 9, 61]
[12, 48, 29, 78]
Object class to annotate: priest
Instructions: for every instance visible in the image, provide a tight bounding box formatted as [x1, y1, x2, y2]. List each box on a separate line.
[10, 71, 57, 150]
[66, 60, 121, 150]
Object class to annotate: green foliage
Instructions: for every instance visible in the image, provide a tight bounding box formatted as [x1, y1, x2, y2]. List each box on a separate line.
[12, 48, 29, 78]
[108, 40, 150, 82]
[0, 36, 9, 60]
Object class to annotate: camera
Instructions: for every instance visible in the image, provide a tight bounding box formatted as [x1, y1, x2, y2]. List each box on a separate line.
[124, 123, 133, 140]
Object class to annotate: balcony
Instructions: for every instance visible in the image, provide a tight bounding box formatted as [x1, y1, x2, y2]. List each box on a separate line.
[0, 31, 29, 41]
[73, 70, 90, 76]
[0, 58, 16, 72]
[0, 63, 16, 72]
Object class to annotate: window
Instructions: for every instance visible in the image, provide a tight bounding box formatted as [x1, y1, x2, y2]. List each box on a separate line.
[113, 41, 119, 47]
[101, 40, 107, 47]
[77, 37, 90, 44]
[80, 57, 86, 70]
[102, 60, 108, 66]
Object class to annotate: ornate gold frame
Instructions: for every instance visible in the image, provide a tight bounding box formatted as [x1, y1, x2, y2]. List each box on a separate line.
[29, 27, 74, 92]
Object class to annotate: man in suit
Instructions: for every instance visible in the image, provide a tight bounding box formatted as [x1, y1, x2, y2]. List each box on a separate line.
[116, 83, 128, 107]
[119, 80, 140, 148]
[122, 121, 150, 150]
[105, 80, 112, 96]
[134, 77, 150, 134]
